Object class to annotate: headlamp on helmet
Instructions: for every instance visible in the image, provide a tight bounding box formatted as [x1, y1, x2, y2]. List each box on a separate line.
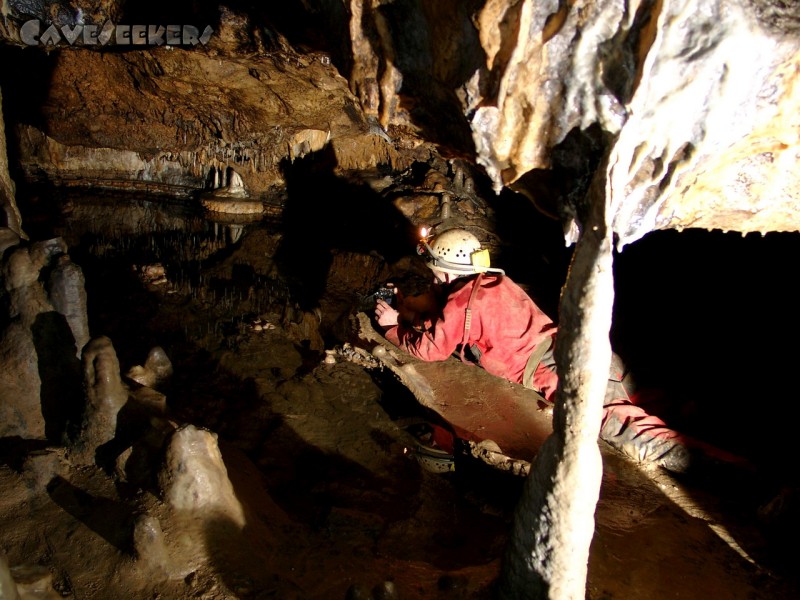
[416, 227, 504, 276]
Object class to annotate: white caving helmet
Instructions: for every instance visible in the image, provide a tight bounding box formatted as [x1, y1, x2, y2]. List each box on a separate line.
[420, 228, 504, 276]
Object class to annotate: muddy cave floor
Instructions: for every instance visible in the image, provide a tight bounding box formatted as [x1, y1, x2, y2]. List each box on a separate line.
[2, 196, 800, 599]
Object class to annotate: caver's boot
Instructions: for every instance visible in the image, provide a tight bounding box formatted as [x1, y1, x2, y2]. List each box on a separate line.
[600, 353, 694, 472]
[599, 386, 754, 474]
[600, 353, 753, 474]
[599, 397, 694, 473]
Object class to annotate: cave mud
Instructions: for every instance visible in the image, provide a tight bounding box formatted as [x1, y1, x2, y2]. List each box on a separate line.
[1, 190, 798, 599]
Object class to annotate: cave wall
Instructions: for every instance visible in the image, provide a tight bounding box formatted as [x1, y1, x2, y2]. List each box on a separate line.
[0, 1, 799, 598]
[0, 86, 24, 238]
[0, 0, 797, 246]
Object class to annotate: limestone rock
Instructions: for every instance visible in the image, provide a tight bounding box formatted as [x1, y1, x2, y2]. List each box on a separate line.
[126, 346, 173, 389]
[132, 514, 170, 577]
[8, 564, 61, 600]
[0, 86, 25, 240]
[2, 246, 53, 324]
[466, 0, 800, 243]
[0, 227, 20, 255]
[200, 198, 264, 215]
[70, 336, 129, 465]
[128, 386, 168, 415]
[125, 365, 157, 389]
[200, 167, 261, 214]
[0, 322, 44, 439]
[46, 254, 90, 357]
[158, 424, 245, 527]
[605, 0, 800, 246]
[28, 238, 67, 271]
[12, 42, 366, 200]
[0, 237, 85, 441]
[144, 346, 173, 383]
[0, 550, 20, 600]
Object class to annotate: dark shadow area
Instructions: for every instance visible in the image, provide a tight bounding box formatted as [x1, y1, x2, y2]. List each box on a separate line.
[202, 513, 287, 599]
[490, 185, 574, 320]
[110, 400, 172, 493]
[598, 0, 659, 106]
[31, 311, 83, 442]
[256, 427, 421, 529]
[509, 125, 611, 250]
[666, 452, 800, 583]
[94, 387, 174, 478]
[155, 336, 515, 576]
[46, 474, 136, 552]
[370, 0, 485, 155]
[500, 125, 608, 316]
[73, 241, 165, 369]
[611, 229, 800, 478]
[120, 0, 336, 57]
[0, 45, 58, 133]
[3, 182, 66, 243]
[118, 0, 222, 28]
[164, 345, 419, 525]
[275, 148, 420, 311]
[611, 228, 800, 585]
[0, 437, 52, 470]
[27, 193, 249, 369]
[258, 0, 352, 60]
[0, 44, 60, 213]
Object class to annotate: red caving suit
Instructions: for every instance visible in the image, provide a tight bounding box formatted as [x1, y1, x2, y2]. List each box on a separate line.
[383, 273, 692, 472]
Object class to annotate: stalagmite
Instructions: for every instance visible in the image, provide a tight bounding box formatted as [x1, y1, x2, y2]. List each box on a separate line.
[158, 424, 246, 527]
[0, 321, 44, 439]
[126, 346, 173, 390]
[47, 254, 90, 358]
[133, 514, 171, 577]
[144, 346, 173, 385]
[0, 551, 20, 600]
[0, 239, 85, 441]
[71, 336, 129, 465]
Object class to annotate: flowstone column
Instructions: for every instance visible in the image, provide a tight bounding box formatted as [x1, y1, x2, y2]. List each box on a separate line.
[499, 170, 613, 599]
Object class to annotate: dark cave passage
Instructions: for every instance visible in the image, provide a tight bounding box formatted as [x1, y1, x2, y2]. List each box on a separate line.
[612, 228, 800, 477]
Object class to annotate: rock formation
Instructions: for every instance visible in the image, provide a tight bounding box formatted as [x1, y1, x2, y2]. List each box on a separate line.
[0, 236, 84, 440]
[0, 0, 798, 598]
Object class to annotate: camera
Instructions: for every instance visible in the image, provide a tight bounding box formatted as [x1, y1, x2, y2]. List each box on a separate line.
[360, 283, 396, 311]
[372, 285, 396, 305]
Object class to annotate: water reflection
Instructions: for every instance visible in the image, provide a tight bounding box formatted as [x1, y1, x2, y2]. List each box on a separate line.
[55, 194, 258, 253]
[40, 193, 293, 349]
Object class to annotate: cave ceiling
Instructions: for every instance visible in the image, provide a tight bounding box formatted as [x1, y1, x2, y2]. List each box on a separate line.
[0, 0, 798, 248]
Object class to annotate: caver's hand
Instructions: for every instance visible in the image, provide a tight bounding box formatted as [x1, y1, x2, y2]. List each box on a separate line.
[375, 299, 399, 328]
